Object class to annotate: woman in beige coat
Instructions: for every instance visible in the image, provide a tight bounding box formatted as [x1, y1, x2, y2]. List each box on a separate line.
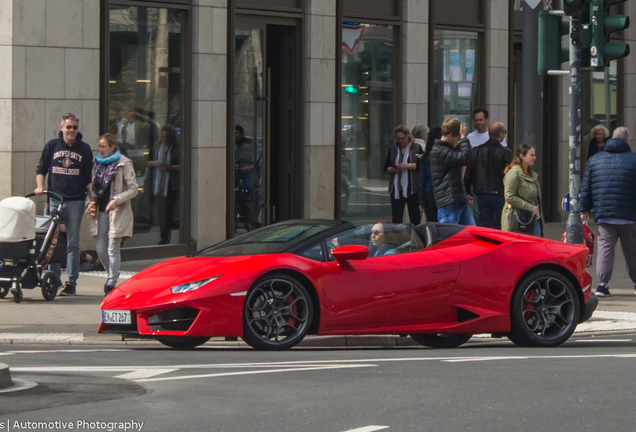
[502, 143, 543, 236]
[86, 133, 138, 294]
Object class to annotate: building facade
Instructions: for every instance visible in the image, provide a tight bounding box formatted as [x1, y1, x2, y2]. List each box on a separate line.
[0, 0, 633, 258]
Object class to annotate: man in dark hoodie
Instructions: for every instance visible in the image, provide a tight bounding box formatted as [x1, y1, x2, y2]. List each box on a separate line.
[464, 122, 513, 229]
[430, 118, 475, 225]
[35, 113, 94, 296]
[581, 127, 636, 298]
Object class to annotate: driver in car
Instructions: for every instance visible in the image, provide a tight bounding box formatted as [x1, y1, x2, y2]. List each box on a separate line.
[369, 220, 397, 257]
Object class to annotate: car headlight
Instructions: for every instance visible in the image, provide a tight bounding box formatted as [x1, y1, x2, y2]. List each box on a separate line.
[170, 276, 220, 294]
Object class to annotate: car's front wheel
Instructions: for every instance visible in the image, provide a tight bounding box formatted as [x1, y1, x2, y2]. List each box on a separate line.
[157, 336, 210, 349]
[242, 273, 313, 350]
[508, 269, 580, 347]
[410, 334, 472, 348]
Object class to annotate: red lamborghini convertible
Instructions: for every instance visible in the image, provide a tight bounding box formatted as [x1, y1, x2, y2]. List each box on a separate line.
[100, 220, 597, 350]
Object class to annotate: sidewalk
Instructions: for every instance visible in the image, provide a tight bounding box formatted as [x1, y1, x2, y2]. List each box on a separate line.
[1, 222, 636, 347]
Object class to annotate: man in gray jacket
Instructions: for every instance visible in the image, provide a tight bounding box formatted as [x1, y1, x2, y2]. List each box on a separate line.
[430, 118, 475, 225]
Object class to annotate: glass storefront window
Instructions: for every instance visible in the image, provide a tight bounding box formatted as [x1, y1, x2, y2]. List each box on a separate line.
[431, 30, 479, 130]
[340, 23, 396, 223]
[108, 6, 184, 246]
[591, 60, 618, 128]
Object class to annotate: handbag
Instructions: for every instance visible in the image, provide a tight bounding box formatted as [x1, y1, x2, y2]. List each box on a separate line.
[508, 205, 536, 235]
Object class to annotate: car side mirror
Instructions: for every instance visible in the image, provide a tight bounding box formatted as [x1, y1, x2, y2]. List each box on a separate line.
[331, 245, 369, 271]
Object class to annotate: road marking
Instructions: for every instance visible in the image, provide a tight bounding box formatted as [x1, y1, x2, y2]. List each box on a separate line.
[134, 364, 377, 383]
[575, 339, 632, 343]
[115, 369, 179, 380]
[342, 426, 389, 432]
[0, 333, 83, 342]
[443, 356, 530, 363]
[0, 348, 129, 357]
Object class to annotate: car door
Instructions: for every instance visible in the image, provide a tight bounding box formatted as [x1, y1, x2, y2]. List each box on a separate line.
[321, 249, 460, 330]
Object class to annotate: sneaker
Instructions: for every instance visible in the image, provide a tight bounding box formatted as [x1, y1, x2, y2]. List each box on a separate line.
[104, 283, 115, 296]
[59, 282, 77, 296]
[596, 284, 611, 297]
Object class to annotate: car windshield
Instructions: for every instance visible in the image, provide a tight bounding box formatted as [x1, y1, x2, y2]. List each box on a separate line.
[196, 222, 335, 257]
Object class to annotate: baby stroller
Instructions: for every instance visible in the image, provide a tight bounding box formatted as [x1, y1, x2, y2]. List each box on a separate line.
[0, 191, 64, 303]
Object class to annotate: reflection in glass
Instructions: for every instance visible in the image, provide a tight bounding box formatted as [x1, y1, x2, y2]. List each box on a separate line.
[234, 28, 265, 234]
[340, 23, 396, 223]
[432, 30, 479, 131]
[108, 6, 183, 246]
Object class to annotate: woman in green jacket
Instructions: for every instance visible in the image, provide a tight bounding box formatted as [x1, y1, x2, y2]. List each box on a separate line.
[502, 144, 543, 236]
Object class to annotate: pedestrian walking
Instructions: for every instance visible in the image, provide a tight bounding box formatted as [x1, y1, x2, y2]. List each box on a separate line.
[35, 113, 94, 296]
[430, 119, 475, 225]
[464, 122, 513, 229]
[86, 133, 138, 295]
[586, 124, 610, 160]
[384, 125, 423, 225]
[501, 144, 543, 237]
[419, 127, 441, 223]
[580, 127, 636, 297]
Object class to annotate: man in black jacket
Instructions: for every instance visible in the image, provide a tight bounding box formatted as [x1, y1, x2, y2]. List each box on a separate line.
[465, 122, 513, 229]
[581, 127, 636, 297]
[35, 113, 94, 296]
[430, 118, 475, 225]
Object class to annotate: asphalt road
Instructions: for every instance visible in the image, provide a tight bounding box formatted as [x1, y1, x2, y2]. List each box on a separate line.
[2, 334, 636, 432]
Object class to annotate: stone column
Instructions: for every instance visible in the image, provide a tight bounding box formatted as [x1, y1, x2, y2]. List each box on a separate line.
[484, 0, 510, 126]
[0, 0, 99, 202]
[303, 0, 337, 219]
[191, 0, 228, 248]
[401, 0, 429, 128]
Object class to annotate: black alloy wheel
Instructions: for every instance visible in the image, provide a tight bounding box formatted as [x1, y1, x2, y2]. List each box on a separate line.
[157, 336, 211, 349]
[410, 334, 472, 348]
[41, 271, 57, 301]
[0, 287, 9, 299]
[508, 269, 580, 347]
[242, 273, 313, 350]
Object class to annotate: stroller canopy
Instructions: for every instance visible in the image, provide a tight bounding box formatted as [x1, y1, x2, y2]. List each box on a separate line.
[0, 197, 36, 242]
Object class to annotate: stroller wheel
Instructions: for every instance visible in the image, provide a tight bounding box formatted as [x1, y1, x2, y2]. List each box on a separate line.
[41, 272, 57, 301]
[0, 287, 9, 299]
[11, 286, 23, 304]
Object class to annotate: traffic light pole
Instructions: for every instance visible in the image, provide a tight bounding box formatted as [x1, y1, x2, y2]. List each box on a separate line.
[565, 12, 585, 244]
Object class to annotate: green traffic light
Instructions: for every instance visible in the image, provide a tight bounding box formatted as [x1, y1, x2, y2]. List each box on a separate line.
[344, 86, 360, 95]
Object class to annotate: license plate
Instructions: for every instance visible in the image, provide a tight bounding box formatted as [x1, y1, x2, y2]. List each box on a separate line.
[102, 310, 132, 324]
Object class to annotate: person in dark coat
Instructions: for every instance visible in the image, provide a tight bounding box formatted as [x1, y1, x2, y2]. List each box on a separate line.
[418, 127, 441, 223]
[384, 125, 423, 225]
[581, 127, 636, 298]
[429, 118, 475, 225]
[464, 122, 513, 229]
[587, 124, 610, 160]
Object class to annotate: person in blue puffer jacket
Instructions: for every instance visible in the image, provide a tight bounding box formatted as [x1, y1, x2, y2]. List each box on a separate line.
[580, 127, 636, 298]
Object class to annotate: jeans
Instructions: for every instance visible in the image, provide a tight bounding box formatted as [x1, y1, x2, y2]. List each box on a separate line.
[95, 212, 122, 287]
[50, 199, 85, 285]
[437, 203, 476, 226]
[475, 194, 505, 229]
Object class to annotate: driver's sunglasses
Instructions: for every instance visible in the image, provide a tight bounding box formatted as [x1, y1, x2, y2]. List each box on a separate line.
[65, 125, 79, 130]
[371, 230, 384, 235]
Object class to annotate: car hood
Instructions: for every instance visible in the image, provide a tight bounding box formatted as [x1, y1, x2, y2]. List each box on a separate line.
[117, 255, 260, 294]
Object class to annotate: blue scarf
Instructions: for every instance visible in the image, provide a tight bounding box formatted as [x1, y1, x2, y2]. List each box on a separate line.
[92, 151, 121, 200]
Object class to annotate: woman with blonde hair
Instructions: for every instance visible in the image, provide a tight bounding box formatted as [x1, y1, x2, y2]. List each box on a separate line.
[86, 133, 138, 295]
[502, 144, 543, 237]
[384, 125, 423, 225]
[587, 124, 610, 160]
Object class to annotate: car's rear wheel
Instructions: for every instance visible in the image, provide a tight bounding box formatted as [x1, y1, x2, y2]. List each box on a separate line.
[508, 269, 580, 347]
[410, 334, 472, 348]
[157, 336, 210, 350]
[242, 273, 313, 350]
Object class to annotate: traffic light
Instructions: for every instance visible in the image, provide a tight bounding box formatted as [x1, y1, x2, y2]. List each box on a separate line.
[538, 11, 570, 74]
[589, 0, 631, 67]
[564, 0, 591, 16]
